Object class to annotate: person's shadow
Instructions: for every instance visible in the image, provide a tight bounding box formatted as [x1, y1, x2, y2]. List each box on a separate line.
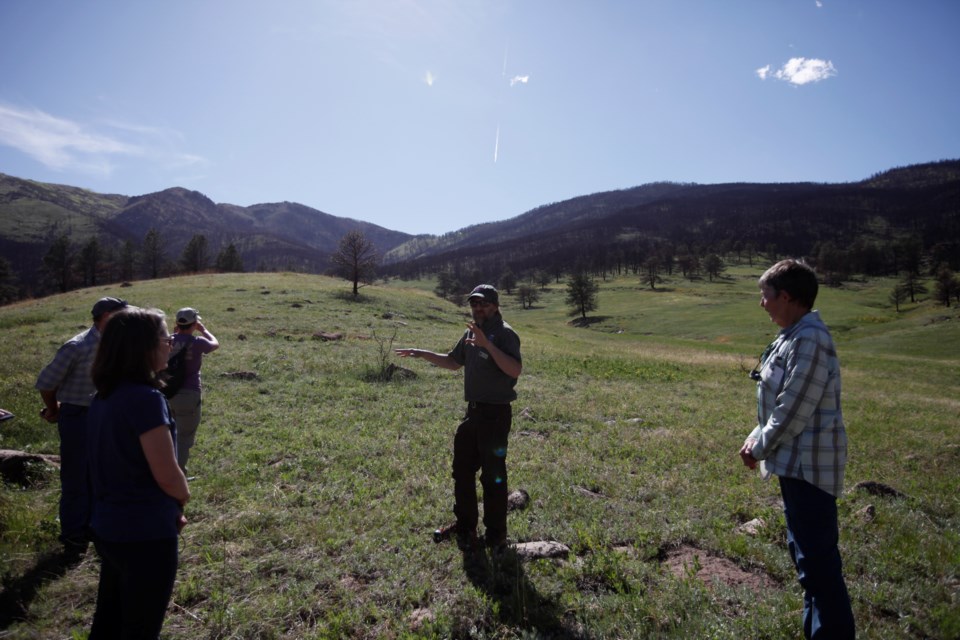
[0, 546, 87, 629]
[462, 546, 589, 639]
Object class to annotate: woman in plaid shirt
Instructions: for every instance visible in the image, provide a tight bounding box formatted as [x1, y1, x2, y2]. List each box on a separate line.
[739, 259, 855, 639]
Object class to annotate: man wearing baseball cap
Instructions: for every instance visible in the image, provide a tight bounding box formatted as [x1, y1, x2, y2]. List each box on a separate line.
[396, 284, 522, 559]
[36, 296, 128, 555]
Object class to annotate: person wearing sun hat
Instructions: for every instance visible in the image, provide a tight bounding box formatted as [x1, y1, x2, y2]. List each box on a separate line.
[36, 296, 128, 555]
[395, 284, 522, 558]
[166, 307, 219, 476]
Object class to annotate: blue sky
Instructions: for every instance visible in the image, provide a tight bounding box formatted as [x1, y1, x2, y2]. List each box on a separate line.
[1, 1, 958, 236]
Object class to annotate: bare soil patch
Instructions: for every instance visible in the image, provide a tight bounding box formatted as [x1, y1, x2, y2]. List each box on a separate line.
[662, 544, 778, 593]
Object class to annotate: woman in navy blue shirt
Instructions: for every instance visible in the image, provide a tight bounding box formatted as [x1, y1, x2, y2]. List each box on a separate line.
[87, 307, 190, 639]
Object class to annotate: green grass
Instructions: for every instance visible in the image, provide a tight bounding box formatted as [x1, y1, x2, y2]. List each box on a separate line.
[1, 267, 958, 639]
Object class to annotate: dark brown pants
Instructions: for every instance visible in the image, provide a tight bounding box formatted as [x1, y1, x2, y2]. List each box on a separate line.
[452, 402, 511, 541]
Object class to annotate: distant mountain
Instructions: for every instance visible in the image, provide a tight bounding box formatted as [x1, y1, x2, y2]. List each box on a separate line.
[0, 175, 412, 297]
[382, 160, 960, 283]
[383, 182, 690, 262]
[2, 159, 958, 301]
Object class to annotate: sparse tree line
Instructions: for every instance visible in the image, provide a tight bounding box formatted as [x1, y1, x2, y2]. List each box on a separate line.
[401, 243, 960, 321]
[0, 227, 380, 304]
[390, 229, 960, 286]
[429, 262, 600, 320]
[5, 221, 960, 316]
[23, 229, 245, 297]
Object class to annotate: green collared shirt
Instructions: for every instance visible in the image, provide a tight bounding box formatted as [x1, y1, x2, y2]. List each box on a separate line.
[449, 313, 521, 404]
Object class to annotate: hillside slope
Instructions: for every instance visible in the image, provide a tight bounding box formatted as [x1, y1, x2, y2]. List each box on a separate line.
[0, 174, 412, 294]
[384, 160, 960, 280]
[2, 159, 958, 300]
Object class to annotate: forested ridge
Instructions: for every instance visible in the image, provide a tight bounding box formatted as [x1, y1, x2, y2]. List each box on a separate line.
[1, 159, 958, 304]
[383, 160, 960, 288]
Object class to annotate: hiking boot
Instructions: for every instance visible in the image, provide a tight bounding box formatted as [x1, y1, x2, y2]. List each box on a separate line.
[433, 521, 458, 543]
[60, 535, 89, 559]
[456, 530, 479, 553]
[481, 532, 508, 556]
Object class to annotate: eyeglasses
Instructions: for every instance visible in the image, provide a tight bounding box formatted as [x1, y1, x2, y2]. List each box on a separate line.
[469, 299, 492, 308]
[161, 336, 175, 347]
[749, 341, 776, 380]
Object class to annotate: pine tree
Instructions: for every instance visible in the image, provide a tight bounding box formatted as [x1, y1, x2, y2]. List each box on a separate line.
[181, 234, 210, 273]
[42, 234, 73, 293]
[566, 270, 599, 320]
[141, 228, 165, 279]
[215, 243, 244, 272]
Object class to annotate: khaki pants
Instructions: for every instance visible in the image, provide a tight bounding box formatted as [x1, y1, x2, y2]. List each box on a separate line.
[168, 389, 202, 471]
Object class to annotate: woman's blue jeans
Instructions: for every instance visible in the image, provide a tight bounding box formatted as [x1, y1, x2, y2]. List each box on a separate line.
[780, 476, 856, 639]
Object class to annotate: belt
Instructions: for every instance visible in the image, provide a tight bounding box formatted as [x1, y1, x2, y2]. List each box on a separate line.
[60, 402, 90, 413]
[467, 401, 509, 409]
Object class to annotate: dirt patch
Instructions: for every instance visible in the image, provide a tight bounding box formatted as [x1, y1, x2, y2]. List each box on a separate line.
[662, 544, 778, 593]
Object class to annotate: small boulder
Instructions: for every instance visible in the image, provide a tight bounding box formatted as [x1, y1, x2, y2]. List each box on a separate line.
[856, 504, 876, 522]
[0, 449, 60, 485]
[736, 517, 766, 536]
[384, 363, 417, 380]
[514, 540, 570, 560]
[408, 607, 434, 631]
[507, 489, 530, 511]
[574, 485, 604, 499]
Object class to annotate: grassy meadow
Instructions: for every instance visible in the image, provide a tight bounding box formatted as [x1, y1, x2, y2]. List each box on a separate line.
[0, 266, 958, 639]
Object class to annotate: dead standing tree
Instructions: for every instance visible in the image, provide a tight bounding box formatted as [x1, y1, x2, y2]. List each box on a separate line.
[332, 230, 379, 297]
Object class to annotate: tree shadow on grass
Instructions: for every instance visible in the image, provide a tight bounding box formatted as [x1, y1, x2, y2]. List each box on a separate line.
[462, 548, 590, 639]
[331, 289, 373, 303]
[567, 316, 610, 328]
[0, 546, 87, 629]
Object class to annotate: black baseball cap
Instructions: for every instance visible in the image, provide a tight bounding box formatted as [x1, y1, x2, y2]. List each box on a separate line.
[91, 297, 128, 320]
[466, 284, 499, 306]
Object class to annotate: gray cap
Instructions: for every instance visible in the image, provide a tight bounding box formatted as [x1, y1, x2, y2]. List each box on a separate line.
[175, 308, 201, 326]
[91, 297, 128, 320]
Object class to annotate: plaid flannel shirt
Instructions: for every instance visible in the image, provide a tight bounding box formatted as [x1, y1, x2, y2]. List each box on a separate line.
[748, 311, 848, 497]
[35, 325, 100, 407]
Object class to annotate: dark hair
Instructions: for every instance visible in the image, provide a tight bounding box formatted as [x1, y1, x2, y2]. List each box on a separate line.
[759, 259, 819, 309]
[92, 307, 168, 397]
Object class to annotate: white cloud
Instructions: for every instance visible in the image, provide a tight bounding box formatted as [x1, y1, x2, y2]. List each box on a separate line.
[757, 57, 837, 85]
[816, 1, 824, 7]
[0, 103, 140, 175]
[0, 103, 207, 177]
[424, 71, 435, 86]
[509, 75, 529, 87]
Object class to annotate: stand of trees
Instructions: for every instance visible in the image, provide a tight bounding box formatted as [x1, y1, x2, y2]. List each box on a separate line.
[37, 229, 246, 295]
[0, 257, 17, 304]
